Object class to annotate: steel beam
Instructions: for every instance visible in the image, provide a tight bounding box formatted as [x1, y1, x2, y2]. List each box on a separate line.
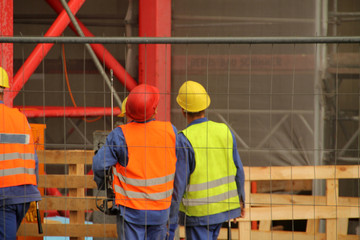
[1, 0, 13, 107]
[16, 106, 120, 118]
[9, 0, 85, 105]
[138, 0, 171, 121]
[1, 36, 360, 44]
[46, 0, 137, 91]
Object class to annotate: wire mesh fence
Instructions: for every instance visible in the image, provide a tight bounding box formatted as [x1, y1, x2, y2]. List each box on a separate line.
[1, 36, 360, 239]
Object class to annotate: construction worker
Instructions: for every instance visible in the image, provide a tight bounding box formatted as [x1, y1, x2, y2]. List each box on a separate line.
[169, 81, 245, 240]
[0, 67, 41, 239]
[93, 84, 179, 240]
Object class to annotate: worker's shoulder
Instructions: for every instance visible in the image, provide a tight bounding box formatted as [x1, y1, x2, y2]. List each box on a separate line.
[2, 105, 27, 118]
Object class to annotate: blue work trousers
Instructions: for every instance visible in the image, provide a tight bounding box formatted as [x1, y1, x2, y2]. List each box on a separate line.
[116, 215, 167, 240]
[0, 202, 30, 240]
[185, 223, 222, 240]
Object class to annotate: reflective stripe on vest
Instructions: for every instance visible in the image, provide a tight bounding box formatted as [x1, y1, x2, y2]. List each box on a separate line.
[179, 121, 240, 216]
[113, 170, 175, 187]
[113, 121, 177, 210]
[0, 133, 30, 144]
[113, 184, 173, 200]
[0, 153, 35, 161]
[0, 104, 37, 188]
[1, 167, 36, 176]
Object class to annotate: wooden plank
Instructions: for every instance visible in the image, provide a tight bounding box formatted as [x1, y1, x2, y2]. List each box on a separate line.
[258, 221, 271, 231]
[306, 219, 319, 234]
[247, 230, 326, 240]
[39, 196, 102, 210]
[239, 221, 251, 240]
[250, 193, 359, 207]
[38, 175, 97, 188]
[326, 179, 338, 240]
[69, 164, 85, 229]
[17, 223, 117, 238]
[37, 150, 93, 165]
[237, 205, 360, 221]
[337, 218, 349, 235]
[255, 180, 312, 193]
[243, 165, 360, 181]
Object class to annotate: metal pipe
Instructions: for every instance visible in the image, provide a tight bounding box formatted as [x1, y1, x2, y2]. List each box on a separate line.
[59, 0, 122, 108]
[67, 118, 92, 145]
[9, 0, 85, 104]
[46, 0, 137, 91]
[1, 36, 360, 44]
[16, 106, 120, 118]
[339, 127, 360, 157]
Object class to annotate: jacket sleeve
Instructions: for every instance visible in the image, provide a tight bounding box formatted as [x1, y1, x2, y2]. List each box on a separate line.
[92, 127, 127, 189]
[169, 132, 194, 226]
[232, 130, 245, 207]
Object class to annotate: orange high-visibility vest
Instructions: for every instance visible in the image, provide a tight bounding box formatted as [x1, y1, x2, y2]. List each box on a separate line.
[0, 104, 37, 188]
[113, 121, 177, 210]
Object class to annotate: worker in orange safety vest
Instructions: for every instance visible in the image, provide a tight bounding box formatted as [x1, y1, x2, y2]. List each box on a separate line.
[93, 84, 181, 239]
[0, 67, 41, 239]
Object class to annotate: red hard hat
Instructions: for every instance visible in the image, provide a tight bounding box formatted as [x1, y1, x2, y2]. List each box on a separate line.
[126, 84, 160, 121]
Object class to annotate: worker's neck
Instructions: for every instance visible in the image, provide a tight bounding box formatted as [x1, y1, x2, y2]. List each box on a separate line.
[0, 94, 3, 102]
[186, 114, 205, 125]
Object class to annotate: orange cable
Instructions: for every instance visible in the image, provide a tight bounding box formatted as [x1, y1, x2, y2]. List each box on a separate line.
[62, 44, 102, 123]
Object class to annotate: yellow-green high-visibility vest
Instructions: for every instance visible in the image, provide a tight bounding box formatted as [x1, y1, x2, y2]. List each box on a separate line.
[179, 121, 240, 217]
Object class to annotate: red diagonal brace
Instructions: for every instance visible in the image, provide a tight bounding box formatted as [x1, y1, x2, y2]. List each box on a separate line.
[8, 0, 85, 105]
[16, 106, 121, 118]
[46, 0, 137, 92]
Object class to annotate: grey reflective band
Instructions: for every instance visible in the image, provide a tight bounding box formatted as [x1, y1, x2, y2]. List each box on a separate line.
[182, 189, 238, 207]
[0, 153, 35, 161]
[113, 171, 175, 187]
[114, 184, 173, 200]
[187, 175, 236, 192]
[0, 133, 30, 144]
[0, 167, 36, 177]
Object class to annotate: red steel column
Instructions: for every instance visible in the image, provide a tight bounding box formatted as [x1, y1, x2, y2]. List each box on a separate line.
[9, 0, 85, 104]
[1, 0, 13, 107]
[139, 0, 171, 121]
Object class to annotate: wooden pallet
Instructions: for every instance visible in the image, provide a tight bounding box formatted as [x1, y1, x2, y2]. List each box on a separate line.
[17, 150, 360, 240]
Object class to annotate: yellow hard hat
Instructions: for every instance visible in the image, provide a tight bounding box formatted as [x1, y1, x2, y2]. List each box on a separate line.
[176, 81, 210, 112]
[0, 67, 9, 88]
[118, 97, 128, 117]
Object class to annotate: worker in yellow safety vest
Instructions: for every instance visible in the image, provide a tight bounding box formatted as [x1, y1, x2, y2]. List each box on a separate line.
[0, 67, 41, 239]
[169, 80, 245, 240]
